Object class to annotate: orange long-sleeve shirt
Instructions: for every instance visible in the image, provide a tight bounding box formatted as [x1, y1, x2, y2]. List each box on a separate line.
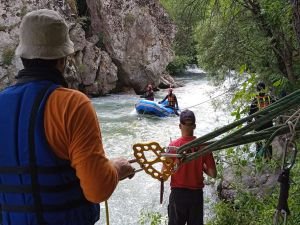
[44, 87, 118, 203]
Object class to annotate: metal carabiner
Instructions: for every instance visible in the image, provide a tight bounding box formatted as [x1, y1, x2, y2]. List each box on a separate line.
[281, 139, 298, 170]
[273, 209, 288, 225]
[160, 153, 183, 158]
[161, 146, 188, 173]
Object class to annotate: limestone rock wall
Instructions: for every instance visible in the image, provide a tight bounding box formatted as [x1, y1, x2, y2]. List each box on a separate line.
[86, 0, 177, 94]
[0, 0, 177, 96]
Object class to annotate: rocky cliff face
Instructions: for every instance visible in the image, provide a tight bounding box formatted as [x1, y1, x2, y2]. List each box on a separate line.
[0, 0, 177, 96]
[86, 0, 176, 94]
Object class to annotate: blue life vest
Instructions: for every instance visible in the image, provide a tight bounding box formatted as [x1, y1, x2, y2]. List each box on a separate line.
[0, 81, 100, 225]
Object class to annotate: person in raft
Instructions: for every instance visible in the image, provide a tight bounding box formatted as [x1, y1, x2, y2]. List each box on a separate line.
[0, 9, 135, 225]
[159, 87, 179, 115]
[166, 109, 217, 225]
[143, 84, 155, 101]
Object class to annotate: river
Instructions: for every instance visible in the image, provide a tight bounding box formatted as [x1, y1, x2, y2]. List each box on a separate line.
[92, 72, 234, 225]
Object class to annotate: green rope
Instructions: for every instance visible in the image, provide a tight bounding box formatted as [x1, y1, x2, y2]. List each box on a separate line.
[178, 90, 300, 153]
[105, 200, 110, 225]
[177, 89, 300, 163]
[184, 125, 299, 158]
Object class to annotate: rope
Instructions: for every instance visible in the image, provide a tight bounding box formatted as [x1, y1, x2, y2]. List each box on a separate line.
[166, 90, 300, 225]
[131, 89, 300, 225]
[180, 88, 234, 111]
[105, 200, 110, 225]
[273, 169, 290, 225]
[272, 108, 299, 225]
[174, 89, 300, 163]
[172, 89, 300, 224]
[272, 133, 298, 224]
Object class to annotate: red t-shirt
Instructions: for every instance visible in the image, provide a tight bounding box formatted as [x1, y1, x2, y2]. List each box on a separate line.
[169, 136, 216, 189]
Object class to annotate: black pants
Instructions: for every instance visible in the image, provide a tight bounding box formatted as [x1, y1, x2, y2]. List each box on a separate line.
[168, 188, 203, 225]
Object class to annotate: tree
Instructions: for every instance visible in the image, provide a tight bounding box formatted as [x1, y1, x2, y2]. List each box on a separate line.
[160, 0, 208, 75]
[161, 0, 300, 88]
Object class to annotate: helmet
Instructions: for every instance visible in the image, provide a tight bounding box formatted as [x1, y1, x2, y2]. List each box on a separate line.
[15, 9, 74, 59]
[256, 82, 266, 92]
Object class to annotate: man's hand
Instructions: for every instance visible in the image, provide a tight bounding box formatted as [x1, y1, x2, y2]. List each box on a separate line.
[111, 158, 135, 180]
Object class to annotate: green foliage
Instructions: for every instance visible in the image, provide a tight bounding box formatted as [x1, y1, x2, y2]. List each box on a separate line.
[2, 47, 15, 66]
[166, 55, 191, 75]
[229, 64, 293, 121]
[67, 0, 78, 14]
[161, 0, 201, 75]
[163, 0, 300, 87]
[194, 2, 279, 79]
[96, 32, 105, 49]
[124, 13, 135, 28]
[230, 72, 257, 120]
[208, 141, 300, 225]
[76, 0, 91, 33]
[76, 16, 90, 33]
[0, 25, 6, 32]
[207, 192, 276, 225]
[139, 210, 167, 225]
[76, 0, 88, 16]
[77, 63, 87, 75]
[207, 157, 300, 225]
[20, 4, 28, 17]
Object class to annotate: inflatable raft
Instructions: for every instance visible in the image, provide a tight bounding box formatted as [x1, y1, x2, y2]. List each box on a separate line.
[135, 99, 176, 117]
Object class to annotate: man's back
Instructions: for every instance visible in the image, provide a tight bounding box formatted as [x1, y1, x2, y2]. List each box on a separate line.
[167, 109, 216, 225]
[0, 81, 100, 225]
[169, 136, 215, 189]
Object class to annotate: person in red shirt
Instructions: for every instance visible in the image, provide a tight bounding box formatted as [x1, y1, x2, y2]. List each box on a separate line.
[167, 109, 217, 225]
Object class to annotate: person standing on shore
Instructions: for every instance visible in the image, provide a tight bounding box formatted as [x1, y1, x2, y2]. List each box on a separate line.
[166, 110, 217, 225]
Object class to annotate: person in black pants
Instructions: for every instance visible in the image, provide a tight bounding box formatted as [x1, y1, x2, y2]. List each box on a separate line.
[166, 110, 217, 225]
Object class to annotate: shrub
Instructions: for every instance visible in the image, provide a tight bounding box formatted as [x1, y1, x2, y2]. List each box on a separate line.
[2, 47, 15, 66]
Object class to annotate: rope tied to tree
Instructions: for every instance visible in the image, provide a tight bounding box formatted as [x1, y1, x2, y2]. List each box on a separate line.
[174, 89, 300, 163]
[273, 108, 299, 225]
[273, 169, 290, 225]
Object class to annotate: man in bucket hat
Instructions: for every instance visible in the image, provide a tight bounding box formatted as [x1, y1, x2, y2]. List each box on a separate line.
[166, 109, 217, 225]
[0, 9, 134, 225]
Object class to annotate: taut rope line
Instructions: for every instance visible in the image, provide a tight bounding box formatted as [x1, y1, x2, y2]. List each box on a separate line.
[181, 88, 234, 111]
[175, 89, 300, 163]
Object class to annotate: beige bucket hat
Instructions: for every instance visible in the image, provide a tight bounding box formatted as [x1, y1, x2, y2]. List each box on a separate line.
[15, 9, 74, 59]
